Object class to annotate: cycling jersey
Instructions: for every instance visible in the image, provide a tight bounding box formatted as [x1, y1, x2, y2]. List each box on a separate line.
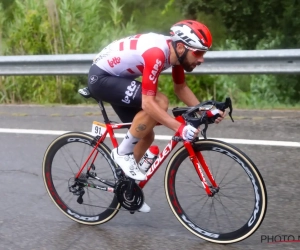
[93, 33, 185, 97]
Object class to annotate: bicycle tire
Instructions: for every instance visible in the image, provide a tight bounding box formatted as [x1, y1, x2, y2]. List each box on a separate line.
[42, 132, 120, 225]
[164, 139, 267, 244]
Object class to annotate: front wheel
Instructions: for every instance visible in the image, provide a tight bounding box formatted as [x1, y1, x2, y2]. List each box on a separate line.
[164, 139, 267, 244]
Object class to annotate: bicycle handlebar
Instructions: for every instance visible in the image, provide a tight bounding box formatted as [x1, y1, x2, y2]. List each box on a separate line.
[176, 97, 234, 140]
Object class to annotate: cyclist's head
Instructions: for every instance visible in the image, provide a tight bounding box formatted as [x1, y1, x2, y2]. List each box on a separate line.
[170, 20, 212, 51]
[170, 20, 212, 71]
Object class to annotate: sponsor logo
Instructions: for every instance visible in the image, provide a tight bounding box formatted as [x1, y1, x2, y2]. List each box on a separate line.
[181, 214, 220, 238]
[89, 75, 98, 84]
[196, 162, 209, 189]
[67, 138, 91, 145]
[175, 30, 196, 44]
[67, 209, 99, 221]
[149, 59, 162, 84]
[107, 57, 121, 68]
[122, 81, 138, 104]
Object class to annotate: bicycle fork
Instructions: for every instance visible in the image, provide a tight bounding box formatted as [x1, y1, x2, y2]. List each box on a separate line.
[184, 142, 219, 197]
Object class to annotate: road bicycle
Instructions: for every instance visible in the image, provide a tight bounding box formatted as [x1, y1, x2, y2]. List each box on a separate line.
[42, 87, 267, 244]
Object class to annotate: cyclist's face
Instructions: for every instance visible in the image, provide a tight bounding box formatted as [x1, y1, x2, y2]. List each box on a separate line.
[175, 43, 206, 72]
[182, 49, 205, 72]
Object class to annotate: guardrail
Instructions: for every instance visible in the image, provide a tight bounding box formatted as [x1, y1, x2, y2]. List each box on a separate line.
[0, 49, 300, 75]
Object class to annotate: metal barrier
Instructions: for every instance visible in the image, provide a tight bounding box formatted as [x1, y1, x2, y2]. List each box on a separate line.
[1, 49, 300, 75]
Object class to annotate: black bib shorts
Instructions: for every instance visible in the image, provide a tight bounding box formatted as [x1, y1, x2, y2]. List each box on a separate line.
[88, 64, 143, 123]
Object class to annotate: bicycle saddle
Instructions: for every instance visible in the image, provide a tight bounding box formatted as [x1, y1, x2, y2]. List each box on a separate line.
[78, 87, 92, 99]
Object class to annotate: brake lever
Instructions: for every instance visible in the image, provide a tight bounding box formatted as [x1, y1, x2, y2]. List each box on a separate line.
[225, 97, 234, 122]
[201, 119, 208, 140]
[215, 97, 234, 123]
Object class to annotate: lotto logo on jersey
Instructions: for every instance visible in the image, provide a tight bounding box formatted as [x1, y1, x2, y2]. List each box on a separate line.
[107, 57, 121, 68]
[122, 81, 139, 104]
[149, 59, 162, 84]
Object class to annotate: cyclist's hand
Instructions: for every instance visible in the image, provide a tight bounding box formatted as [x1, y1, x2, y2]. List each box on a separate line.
[178, 124, 199, 141]
[206, 109, 226, 124]
[215, 110, 226, 124]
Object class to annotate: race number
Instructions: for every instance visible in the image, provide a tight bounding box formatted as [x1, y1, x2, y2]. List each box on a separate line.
[91, 121, 107, 137]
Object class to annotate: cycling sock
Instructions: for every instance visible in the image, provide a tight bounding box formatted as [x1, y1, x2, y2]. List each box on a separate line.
[118, 131, 140, 155]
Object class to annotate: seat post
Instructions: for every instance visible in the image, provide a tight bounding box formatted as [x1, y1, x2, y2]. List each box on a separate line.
[97, 100, 110, 124]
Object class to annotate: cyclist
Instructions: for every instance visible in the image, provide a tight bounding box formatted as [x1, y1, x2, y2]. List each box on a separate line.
[88, 20, 225, 212]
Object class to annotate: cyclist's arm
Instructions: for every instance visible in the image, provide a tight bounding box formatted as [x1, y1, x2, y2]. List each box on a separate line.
[142, 95, 182, 131]
[141, 48, 182, 132]
[172, 65, 225, 123]
[174, 82, 200, 106]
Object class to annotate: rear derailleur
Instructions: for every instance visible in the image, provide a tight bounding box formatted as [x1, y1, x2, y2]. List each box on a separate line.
[68, 174, 87, 204]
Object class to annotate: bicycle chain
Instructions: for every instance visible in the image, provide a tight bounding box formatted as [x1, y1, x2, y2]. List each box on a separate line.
[76, 178, 144, 212]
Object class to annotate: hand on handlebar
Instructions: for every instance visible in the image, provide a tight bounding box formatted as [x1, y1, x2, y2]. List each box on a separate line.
[176, 97, 234, 140]
[206, 109, 226, 124]
[178, 124, 199, 142]
[215, 110, 226, 123]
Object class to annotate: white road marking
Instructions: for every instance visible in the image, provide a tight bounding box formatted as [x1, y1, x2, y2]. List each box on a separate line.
[0, 128, 299, 147]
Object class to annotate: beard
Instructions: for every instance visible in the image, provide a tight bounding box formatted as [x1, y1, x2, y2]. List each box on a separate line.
[181, 58, 196, 72]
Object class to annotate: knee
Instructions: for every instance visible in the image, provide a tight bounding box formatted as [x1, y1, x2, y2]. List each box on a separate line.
[155, 93, 169, 111]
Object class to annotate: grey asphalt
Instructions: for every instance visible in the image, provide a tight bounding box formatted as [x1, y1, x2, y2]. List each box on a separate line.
[0, 104, 299, 250]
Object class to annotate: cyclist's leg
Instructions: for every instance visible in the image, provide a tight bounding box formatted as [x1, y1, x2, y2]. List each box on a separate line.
[88, 65, 153, 159]
[128, 92, 169, 160]
[112, 92, 169, 162]
[109, 104, 142, 123]
[109, 104, 155, 162]
[134, 130, 154, 162]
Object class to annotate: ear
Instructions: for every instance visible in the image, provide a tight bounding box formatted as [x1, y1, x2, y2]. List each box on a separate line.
[176, 42, 186, 56]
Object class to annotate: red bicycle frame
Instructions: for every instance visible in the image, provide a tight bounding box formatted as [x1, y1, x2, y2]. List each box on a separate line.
[75, 115, 219, 196]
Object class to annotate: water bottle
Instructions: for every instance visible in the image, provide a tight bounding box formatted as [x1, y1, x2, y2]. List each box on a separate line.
[139, 145, 160, 172]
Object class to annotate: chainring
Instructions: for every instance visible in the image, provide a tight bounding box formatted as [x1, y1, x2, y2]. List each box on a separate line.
[115, 179, 144, 211]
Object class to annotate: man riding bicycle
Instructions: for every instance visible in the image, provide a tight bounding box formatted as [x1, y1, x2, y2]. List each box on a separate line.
[87, 20, 225, 213]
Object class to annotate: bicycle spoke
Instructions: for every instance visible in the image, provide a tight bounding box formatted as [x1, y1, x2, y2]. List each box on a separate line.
[183, 193, 208, 198]
[213, 195, 237, 230]
[217, 192, 254, 202]
[212, 198, 222, 232]
[212, 150, 223, 182]
[218, 172, 248, 189]
[60, 145, 80, 174]
[217, 163, 235, 187]
[217, 190, 253, 210]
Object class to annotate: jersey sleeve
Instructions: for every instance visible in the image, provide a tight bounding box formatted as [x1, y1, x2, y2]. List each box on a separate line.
[172, 65, 185, 84]
[141, 48, 166, 96]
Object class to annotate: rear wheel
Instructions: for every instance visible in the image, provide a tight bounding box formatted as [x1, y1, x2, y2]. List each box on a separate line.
[165, 139, 267, 244]
[42, 132, 120, 225]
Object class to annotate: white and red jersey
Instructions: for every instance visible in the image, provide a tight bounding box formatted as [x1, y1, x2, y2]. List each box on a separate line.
[93, 33, 185, 96]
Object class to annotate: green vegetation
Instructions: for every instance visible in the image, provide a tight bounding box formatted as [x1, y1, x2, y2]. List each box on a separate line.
[0, 0, 299, 108]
